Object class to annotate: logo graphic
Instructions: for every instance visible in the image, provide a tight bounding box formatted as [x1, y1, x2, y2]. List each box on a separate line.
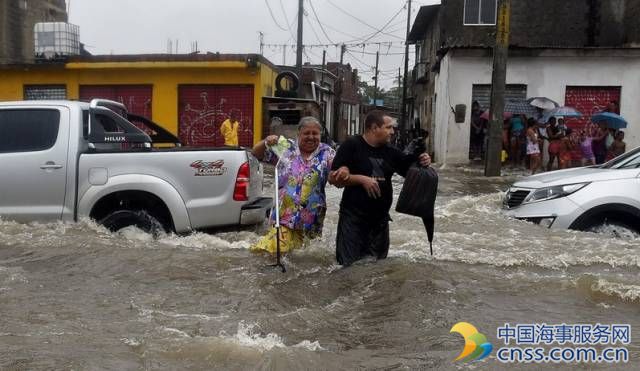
[190, 160, 227, 176]
[451, 322, 493, 362]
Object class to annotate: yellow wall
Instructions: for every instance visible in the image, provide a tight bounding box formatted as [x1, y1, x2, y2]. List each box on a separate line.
[0, 60, 276, 144]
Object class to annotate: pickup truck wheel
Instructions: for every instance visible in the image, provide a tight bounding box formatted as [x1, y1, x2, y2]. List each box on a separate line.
[100, 210, 166, 237]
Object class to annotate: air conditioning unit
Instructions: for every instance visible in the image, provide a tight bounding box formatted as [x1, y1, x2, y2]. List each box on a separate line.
[34, 22, 80, 59]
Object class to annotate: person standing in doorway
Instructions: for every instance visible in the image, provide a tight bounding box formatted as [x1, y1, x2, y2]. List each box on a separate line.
[221, 109, 240, 146]
[328, 110, 431, 267]
[470, 101, 485, 160]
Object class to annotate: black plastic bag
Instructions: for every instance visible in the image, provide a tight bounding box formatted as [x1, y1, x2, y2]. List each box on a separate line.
[396, 164, 438, 254]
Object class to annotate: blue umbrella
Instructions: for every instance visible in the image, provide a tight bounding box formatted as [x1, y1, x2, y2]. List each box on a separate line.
[591, 112, 627, 129]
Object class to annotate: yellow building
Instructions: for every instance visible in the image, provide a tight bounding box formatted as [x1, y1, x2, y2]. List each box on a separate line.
[0, 54, 278, 146]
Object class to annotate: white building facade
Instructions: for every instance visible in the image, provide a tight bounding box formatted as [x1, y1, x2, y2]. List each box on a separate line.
[431, 48, 640, 164]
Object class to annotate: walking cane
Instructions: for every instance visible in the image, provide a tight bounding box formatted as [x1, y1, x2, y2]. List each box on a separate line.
[269, 159, 286, 273]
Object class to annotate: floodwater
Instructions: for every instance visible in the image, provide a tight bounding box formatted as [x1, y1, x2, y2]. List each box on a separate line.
[1, 166, 638, 370]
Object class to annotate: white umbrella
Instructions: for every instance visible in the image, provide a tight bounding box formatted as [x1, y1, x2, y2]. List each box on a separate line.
[527, 97, 560, 110]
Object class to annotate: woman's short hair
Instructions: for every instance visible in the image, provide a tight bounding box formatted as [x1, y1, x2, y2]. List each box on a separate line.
[298, 116, 322, 132]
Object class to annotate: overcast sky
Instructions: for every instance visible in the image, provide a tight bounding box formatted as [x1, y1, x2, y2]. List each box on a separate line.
[67, 0, 440, 89]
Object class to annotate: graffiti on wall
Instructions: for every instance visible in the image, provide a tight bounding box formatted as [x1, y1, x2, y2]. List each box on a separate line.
[79, 85, 152, 118]
[179, 87, 254, 147]
[564, 86, 621, 130]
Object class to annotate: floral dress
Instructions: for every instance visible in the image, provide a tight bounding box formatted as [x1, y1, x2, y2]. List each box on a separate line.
[263, 139, 335, 238]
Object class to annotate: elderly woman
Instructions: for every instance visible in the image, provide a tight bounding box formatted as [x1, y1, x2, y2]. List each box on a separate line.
[250, 116, 338, 254]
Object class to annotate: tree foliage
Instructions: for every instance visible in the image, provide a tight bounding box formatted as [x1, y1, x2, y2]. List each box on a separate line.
[356, 75, 402, 109]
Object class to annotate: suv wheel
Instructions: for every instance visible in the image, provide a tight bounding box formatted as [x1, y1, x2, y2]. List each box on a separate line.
[584, 218, 640, 239]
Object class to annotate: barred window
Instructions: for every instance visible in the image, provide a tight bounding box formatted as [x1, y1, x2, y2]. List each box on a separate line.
[24, 85, 67, 100]
[464, 0, 497, 25]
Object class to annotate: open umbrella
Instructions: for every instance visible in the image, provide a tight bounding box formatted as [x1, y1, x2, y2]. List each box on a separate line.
[480, 110, 513, 121]
[540, 106, 582, 123]
[504, 99, 539, 117]
[527, 97, 560, 110]
[591, 112, 627, 129]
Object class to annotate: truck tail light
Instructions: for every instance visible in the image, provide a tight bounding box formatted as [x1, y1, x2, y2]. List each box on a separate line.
[233, 161, 250, 201]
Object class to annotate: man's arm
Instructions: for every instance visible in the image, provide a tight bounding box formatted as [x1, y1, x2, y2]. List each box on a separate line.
[329, 167, 382, 198]
[393, 145, 431, 177]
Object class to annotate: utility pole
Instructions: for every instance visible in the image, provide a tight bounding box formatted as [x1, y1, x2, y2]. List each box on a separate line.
[259, 32, 264, 55]
[282, 44, 287, 65]
[321, 49, 326, 85]
[400, 0, 412, 133]
[373, 51, 380, 106]
[340, 44, 346, 64]
[296, 0, 304, 93]
[485, 0, 511, 176]
[398, 68, 402, 112]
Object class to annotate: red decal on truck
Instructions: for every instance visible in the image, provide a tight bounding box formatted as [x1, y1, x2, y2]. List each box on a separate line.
[190, 160, 227, 176]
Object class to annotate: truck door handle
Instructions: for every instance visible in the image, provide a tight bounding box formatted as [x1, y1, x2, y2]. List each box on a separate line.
[40, 162, 63, 170]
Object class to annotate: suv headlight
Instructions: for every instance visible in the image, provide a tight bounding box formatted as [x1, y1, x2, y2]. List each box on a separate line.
[523, 182, 590, 204]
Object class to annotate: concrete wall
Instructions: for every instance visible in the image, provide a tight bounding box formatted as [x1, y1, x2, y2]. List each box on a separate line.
[0, 0, 67, 64]
[434, 49, 640, 164]
[439, 0, 640, 48]
[0, 59, 276, 144]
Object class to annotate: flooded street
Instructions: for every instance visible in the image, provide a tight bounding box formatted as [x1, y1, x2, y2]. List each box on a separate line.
[1, 166, 638, 370]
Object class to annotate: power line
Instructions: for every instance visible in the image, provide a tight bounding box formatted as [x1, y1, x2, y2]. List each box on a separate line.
[315, 18, 408, 45]
[279, 0, 297, 41]
[326, 0, 405, 40]
[345, 49, 375, 70]
[304, 13, 325, 46]
[361, 2, 407, 43]
[307, 0, 334, 44]
[345, 47, 405, 56]
[263, 40, 404, 48]
[264, 0, 288, 31]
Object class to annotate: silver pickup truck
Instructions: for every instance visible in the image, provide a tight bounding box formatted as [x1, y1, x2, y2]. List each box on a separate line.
[0, 99, 271, 234]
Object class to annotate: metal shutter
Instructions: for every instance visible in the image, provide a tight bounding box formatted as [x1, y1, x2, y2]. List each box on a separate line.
[79, 85, 152, 118]
[564, 86, 621, 130]
[471, 84, 527, 112]
[178, 85, 254, 147]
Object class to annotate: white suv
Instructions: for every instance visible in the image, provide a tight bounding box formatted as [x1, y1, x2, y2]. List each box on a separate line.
[503, 147, 640, 234]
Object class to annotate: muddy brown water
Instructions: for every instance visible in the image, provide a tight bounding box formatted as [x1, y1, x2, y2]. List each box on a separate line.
[1, 165, 638, 370]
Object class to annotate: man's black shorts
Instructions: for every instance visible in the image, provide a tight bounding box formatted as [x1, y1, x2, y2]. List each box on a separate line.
[336, 209, 389, 266]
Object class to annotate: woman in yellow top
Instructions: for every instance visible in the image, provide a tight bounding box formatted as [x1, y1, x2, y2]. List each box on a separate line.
[220, 110, 240, 146]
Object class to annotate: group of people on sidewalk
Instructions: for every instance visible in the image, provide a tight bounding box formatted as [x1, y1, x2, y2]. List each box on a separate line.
[249, 111, 431, 266]
[470, 101, 627, 175]
[524, 117, 626, 174]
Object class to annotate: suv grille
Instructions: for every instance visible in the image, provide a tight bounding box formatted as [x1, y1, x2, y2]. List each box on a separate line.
[505, 190, 530, 208]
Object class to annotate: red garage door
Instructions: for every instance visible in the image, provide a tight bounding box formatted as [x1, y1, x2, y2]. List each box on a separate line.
[564, 86, 621, 130]
[178, 85, 254, 147]
[79, 85, 153, 118]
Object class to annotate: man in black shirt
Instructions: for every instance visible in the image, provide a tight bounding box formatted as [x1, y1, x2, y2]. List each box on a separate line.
[329, 110, 431, 266]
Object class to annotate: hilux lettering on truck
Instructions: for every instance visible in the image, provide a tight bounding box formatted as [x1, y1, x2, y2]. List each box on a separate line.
[0, 99, 272, 235]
